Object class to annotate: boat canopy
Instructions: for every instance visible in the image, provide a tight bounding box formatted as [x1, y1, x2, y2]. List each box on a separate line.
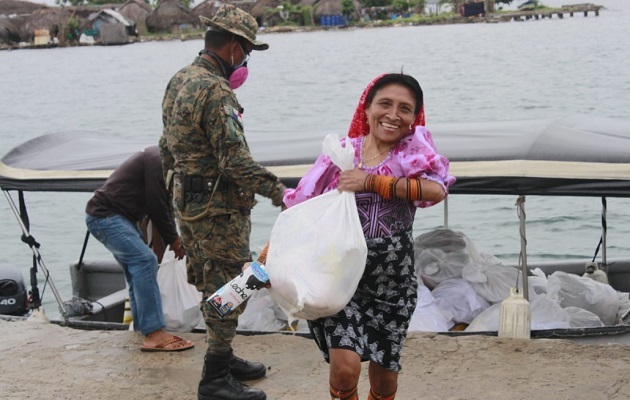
[1, 115, 629, 196]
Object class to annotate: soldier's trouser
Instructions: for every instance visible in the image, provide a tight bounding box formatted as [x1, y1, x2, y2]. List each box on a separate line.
[178, 212, 251, 354]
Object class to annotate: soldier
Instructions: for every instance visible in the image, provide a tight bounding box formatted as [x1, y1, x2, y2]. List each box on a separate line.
[159, 5, 285, 400]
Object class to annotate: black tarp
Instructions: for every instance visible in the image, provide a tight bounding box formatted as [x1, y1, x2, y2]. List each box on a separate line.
[462, 1, 485, 17]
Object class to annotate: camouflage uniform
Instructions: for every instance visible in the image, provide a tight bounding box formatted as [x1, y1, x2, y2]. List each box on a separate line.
[160, 55, 285, 354]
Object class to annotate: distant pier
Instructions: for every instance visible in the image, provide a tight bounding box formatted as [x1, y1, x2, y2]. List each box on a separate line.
[496, 3, 604, 22]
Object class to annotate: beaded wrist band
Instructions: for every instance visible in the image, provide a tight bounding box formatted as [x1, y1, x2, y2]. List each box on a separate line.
[364, 175, 423, 201]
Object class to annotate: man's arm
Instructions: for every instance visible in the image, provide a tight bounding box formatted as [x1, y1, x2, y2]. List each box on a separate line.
[144, 148, 181, 257]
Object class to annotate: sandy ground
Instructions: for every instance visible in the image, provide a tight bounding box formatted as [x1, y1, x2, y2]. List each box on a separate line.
[3, 312, 630, 400]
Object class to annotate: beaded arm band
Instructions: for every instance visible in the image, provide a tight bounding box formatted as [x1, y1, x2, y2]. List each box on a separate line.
[364, 175, 423, 201]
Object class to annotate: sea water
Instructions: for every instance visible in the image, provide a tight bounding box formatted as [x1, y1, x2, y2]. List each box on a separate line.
[0, 0, 629, 318]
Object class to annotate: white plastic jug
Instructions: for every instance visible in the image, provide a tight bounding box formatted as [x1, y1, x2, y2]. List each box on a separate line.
[498, 287, 531, 339]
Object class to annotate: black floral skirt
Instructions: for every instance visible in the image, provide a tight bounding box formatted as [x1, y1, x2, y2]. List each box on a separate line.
[308, 229, 418, 372]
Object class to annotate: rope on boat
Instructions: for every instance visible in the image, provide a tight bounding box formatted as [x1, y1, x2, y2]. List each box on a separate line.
[590, 197, 609, 274]
[515, 195, 529, 301]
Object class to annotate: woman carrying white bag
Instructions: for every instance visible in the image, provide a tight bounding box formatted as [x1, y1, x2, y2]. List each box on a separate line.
[278, 73, 455, 400]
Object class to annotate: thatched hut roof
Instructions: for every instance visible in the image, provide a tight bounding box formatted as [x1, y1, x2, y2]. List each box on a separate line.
[23, 8, 71, 37]
[192, 0, 223, 21]
[65, 5, 118, 31]
[228, 0, 256, 14]
[118, 0, 152, 34]
[312, 0, 340, 16]
[249, 0, 283, 19]
[146, 0, 197, 33]
[312, 0, 360, 18]
[0, 16, 20, 43]
[0, 0, 47, 17]
[119, 0, 152, 22]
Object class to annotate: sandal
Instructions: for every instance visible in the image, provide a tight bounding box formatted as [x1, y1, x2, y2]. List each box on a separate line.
[140, 335, 194, 352]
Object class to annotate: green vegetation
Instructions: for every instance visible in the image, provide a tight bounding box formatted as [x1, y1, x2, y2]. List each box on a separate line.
[355, 11, 457, 27]
[341, 0, 356, 19]
[302, 6, 314, 27]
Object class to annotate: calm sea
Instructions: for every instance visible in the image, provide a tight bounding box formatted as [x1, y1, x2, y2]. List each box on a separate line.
[1, 0, 629, 317]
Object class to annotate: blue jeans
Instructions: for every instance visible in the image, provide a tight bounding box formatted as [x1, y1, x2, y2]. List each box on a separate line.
[85, 214, 165, 335]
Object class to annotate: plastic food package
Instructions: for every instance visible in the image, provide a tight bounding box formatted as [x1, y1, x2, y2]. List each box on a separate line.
[207, 261, 268, 317]
[266, 134, 368, 322]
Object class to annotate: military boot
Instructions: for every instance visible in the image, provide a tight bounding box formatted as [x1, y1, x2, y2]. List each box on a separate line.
[198, 351, 266, 400]
[230, 353, 267, 381]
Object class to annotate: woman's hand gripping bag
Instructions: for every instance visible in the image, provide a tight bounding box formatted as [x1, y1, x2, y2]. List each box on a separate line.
[266, 134, 368, 322]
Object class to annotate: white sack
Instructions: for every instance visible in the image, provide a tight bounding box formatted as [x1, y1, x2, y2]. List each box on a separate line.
[463, 253, 531, 304]
[617, 292, 630, 324]
[546, 271, 619, 326]
[529, 268, 549, 296]
[465, 303, 501, 332]
[238, 289, 289, 332]
[564, 306, 604, 328]
[530, 295, 572, 330]
[465, 295, 572, 332]
[414, 229, 478, 289]
[408, 285, 452, 332]
[432, 278, 490, 324]
[266, 134, 368, 321]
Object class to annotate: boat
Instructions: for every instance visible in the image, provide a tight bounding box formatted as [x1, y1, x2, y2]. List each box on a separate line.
[1, 114, 630, 342]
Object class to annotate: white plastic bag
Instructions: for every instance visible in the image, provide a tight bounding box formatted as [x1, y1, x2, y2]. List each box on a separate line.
[414, 229, 478, 288]
[546, 271, 619, 326]
[408, 284, 453, 332]
[237, 289, 288, 332]
[266, 134, 368, 322]
[157, 250, 203, 332]
[432, 278, 490, 324]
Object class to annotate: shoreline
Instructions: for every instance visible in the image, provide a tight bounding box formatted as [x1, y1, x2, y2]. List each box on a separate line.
[0, 4, 604, 52]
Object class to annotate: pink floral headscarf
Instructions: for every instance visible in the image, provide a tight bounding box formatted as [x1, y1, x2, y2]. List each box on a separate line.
[347, 74, 426, 139]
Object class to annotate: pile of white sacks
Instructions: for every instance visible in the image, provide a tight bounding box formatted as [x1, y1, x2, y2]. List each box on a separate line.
[236, 228, 630, 333]
[409, 229, 630, 333]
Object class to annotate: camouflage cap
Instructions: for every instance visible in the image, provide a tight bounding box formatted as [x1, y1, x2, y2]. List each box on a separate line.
[199, 4, 268, 51]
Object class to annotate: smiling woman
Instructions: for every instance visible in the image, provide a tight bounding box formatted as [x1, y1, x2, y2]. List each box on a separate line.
[281, 72, 455, 400]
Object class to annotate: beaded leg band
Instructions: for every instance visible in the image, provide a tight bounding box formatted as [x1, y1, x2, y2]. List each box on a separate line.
[330, 383, 358, 400]
[367, 387, 397, 400]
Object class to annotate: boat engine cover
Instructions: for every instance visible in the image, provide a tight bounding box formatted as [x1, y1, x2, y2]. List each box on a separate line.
[0, 263, 29, 316]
